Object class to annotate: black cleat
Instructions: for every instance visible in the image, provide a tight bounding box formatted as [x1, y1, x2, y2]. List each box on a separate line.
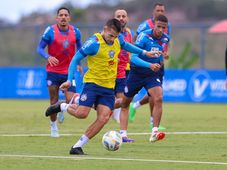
[45, 102, 62, 117]
[69, 147, 85, 155]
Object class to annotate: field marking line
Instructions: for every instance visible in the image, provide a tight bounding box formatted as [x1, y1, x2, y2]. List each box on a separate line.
[1, 132, 227, 137]
[0, 154, 227, 166]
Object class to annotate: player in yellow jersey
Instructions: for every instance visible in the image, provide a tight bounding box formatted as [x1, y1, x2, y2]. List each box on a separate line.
[45, 18, 159, 155]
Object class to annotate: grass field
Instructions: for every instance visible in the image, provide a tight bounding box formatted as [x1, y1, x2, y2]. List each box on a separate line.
[0, 100, 227, 170]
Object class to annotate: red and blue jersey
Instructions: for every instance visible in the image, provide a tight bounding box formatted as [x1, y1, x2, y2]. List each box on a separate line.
[117, 28, 134, 78]
[37, 24, 82, 74]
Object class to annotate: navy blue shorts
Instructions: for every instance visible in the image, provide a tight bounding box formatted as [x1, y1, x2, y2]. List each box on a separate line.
[46, 72, 75, 92]
[79, 83, 115, 110]
[124, 73, 162, 98]
[114, 78, 126, 94]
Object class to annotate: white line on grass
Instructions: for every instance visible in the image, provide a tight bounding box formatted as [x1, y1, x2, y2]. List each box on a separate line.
[1, 132, 227, 137]
[0, 154, 227, 166]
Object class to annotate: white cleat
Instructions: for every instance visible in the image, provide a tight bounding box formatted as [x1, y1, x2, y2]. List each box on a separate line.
[149, 131, 165, 142]
[51, 129, 60, 138]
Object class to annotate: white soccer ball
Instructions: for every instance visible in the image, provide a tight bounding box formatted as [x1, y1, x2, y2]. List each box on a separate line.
[102, 130, 122, 151]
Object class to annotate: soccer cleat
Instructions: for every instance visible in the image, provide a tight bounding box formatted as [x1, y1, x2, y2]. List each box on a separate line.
[45, 102, 63, 117]
[69, 147, 85, 155]
[149, 131, 165, 142]
[50, 129, 59, 138]
[129, 103, 136, 122]
[122, 136, 135, 143]
[57, 111, 64, 123]
[150, 124, 166, 131]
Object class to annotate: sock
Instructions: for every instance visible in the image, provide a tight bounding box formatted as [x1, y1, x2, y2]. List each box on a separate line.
[150, 116, 154, 125]
[152, 127, 158, 135]
[133, 101, 141, 109]
[112, 108, 121, 122]
[50, 121, 58, 131]
[73, 134, 89, 148]
[120, 130, 127, 137]
[60, 103, 69, 112]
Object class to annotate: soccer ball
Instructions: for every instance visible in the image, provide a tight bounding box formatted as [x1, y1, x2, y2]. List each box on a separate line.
[102, 130, 122, 151]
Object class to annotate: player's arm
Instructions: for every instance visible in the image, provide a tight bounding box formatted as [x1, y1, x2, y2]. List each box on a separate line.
[75, 27, 82, 50]
[36, 26, 59, 66]
[119, 34, 158, 58]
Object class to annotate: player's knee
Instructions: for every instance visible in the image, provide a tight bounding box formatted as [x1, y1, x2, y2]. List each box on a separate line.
[77, 111, 89, 119]
[153, 95, 162, 104]
[98, 113, 110, 124]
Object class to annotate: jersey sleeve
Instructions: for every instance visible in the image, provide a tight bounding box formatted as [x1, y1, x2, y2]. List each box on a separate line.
[74, 26, 82, 50]
[136, 21, 149, 35]
[41, 26, 53, 44]
[79, 35, 99, 56]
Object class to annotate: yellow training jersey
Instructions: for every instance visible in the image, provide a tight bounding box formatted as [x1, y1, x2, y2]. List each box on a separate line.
[84, 33, 121, 89]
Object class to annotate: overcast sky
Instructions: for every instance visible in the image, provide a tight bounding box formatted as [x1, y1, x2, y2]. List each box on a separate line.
[1, 0, 93, 23]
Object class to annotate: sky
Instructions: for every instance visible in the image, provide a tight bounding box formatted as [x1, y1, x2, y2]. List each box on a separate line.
[1, 0, 93, 23]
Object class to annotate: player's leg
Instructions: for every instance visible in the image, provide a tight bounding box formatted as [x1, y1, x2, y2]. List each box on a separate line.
[119, 95, 134, 142]
[48, 85, 60, 137]
[70, 84, 114, 155]
[147, 86, 165, 142]
[112, 78, 126, 123]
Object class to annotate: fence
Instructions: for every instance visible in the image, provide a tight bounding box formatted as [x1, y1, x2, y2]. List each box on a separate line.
[0, 22, 226, 69]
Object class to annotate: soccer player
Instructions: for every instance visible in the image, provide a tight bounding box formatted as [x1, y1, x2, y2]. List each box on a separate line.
[112, 9, 134, 123]
[37, 7, 82, 137]
[129, 3, 171, 130]
[120, 15, 170, 142]
[45, 18, 159, 155]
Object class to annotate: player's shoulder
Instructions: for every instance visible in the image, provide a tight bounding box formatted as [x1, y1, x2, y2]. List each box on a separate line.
[162, 33, 170, 42]
[70, 24, 81, 33]
[83, 35, 99, 48]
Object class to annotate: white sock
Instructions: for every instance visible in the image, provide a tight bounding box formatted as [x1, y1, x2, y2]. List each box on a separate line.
[152, 127, 158, 135]
[50, 121, 58, 131]
[112, 108, 121, 122]
[73, 134, 89, 148]
[120, 130, 127, 137]
[133, 101, 141, 109]
[60, 103, 69, 112]
[150, 116, 154, 125]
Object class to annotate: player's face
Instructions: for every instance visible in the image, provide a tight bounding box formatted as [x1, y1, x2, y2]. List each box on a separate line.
[103, 26, 119, 44]
[114, 10, 128, 29]
[56, 9, 71, 29]
[153, 5, 165, 18]
[153, 21, 167, 38]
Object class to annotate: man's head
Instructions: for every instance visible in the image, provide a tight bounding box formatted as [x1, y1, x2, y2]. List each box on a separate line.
[102, 18, 122, 44]
[56, 7, 71, 30]
[114, 9, 128, 30]
[153, 15, 168, 38]
[152, 3, 165, 18]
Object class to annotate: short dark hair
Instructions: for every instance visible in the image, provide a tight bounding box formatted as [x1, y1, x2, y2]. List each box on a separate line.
[153, 3, 165, 9]
[155, 15, 168, 23]
[57, 7, 70, 15]
[105, 18, 122, 33]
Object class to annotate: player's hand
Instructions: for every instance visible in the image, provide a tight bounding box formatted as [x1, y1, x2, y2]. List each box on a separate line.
[48, 56, 59, 66]
[163, 52, 169, 60]
[150, 63, 161, 72]
[60, 81, 71, 91]
[145, 51, 162, 58]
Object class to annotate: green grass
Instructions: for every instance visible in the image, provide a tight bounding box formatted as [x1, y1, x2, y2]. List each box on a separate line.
[0, 100, 227, 170]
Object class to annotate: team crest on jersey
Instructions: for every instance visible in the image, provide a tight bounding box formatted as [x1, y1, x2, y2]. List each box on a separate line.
[62, 40, 70, 48]
[108, 50, 115, 58]
[80, 93, 87, 101]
